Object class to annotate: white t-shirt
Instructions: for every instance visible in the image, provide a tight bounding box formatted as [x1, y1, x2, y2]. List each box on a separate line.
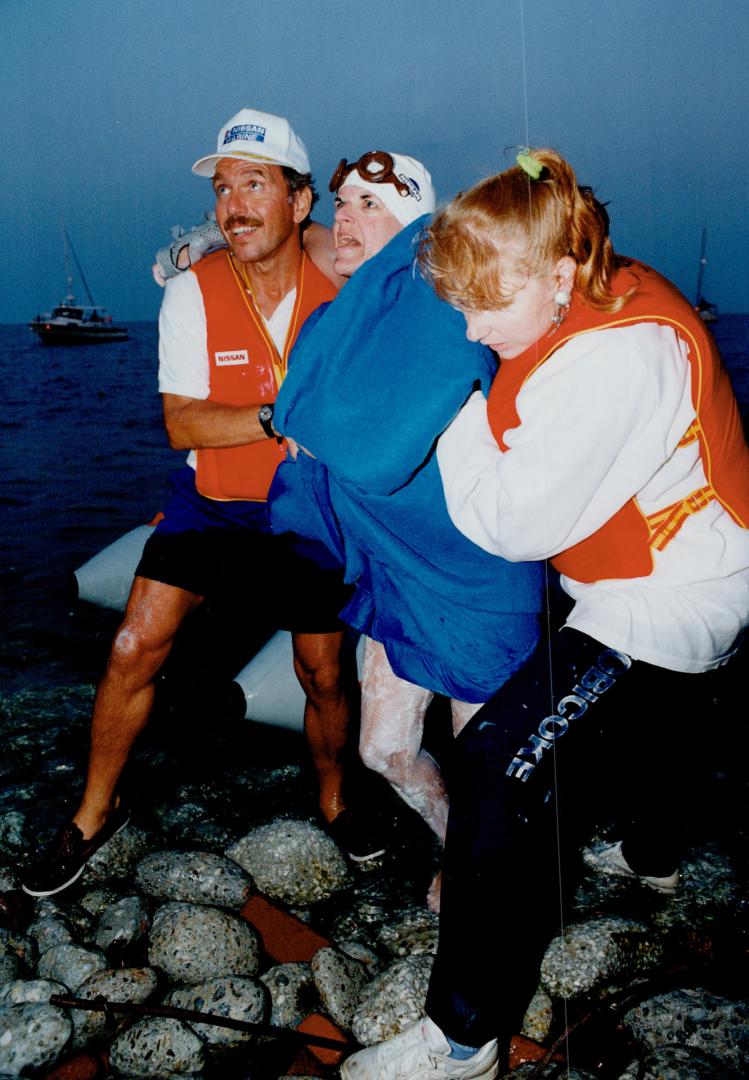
[437, 322, 749, 673]
[157, 269, 297, 466]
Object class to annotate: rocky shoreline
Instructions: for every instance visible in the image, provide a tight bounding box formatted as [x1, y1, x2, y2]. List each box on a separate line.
[1, 681, 748, 1078]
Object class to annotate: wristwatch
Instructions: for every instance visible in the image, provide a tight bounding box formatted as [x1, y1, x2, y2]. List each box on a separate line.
[258, 403, 276, 439]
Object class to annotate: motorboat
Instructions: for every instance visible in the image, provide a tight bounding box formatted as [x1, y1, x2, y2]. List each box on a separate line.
[30, 297, 128, 344]
[30, 224, 128, 345]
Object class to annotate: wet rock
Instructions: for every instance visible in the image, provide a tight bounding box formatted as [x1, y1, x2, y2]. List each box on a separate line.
[0, 1000, 72, 1074]
[148, 902, 260, 985]
[81, 825, 156, 886]
[521, 986, 553, 1043]
[166, 975, 268, 1051]
[156, 804, 235, 851]
[622, 987, 749, 1074]
[227, 819, 350, 906]
[0, 865, 18, 893]
[0, 956, 18, 984]
[94, 895, 151, 951]
[376, 907, 439, 958]
[337, 938, 385, 978]
[26, 913, 76, 954]
[617, 1043, 737, 1078]
[35, 898, 94, 940]
[502, 1065, 597, 1079]
[136, 850, 253, 909]
[72, 966, 159, 1049]
[540, 916, 664, 999]
[351, 955, 433, 1046]
[78, 887, 122, 918]
[330, 899, 391, 950]
[0, 811, 26, 857]
[109, 1015, 205, 1077]
[652, 847, 740, 934]
[260, 962, 317, 1028]
[311, 946, 369, 1031]
[0, 977, 67, 1003]
[1, 926, 37, 973]
[37, 942, 107, 990]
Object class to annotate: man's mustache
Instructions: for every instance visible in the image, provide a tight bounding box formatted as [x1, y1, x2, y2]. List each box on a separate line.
[223, 215, 263, 231]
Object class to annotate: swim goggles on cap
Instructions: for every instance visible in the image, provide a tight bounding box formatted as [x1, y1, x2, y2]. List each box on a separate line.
[329, 151, 412, 197]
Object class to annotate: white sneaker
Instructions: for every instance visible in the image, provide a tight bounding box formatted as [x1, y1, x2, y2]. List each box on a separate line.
[582, 840, 680, 895]
[340, 1017, 498, 1079]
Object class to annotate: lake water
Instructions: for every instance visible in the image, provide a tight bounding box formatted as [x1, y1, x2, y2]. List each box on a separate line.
[2, 314, 748, 696]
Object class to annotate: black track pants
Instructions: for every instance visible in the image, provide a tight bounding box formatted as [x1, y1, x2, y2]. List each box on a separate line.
[426, 627, 724, 1050]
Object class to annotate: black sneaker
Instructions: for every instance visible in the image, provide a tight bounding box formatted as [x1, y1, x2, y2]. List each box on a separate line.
[21, 803, 131, 898]
[326, 808, 388, 863]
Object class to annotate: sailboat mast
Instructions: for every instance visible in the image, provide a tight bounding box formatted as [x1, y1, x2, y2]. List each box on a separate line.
[63, 225, 97, 306]
[695, 225, 707, 304]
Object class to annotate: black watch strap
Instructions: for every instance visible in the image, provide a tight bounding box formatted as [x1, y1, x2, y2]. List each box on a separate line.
[258, 404, 276, 439]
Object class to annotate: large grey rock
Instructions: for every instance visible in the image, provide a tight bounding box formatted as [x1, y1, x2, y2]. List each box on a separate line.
[312, 946, 369, 1030]
[0, 1001, 72, 1074]
[330, 899, 391, 950]
[110, 1015, 205, 1077]
[0, 957, 18, 985]
[617, 1043, 737, 1078]
[81, 824, 156, 886]
[622, 987, 749, 1074]
[540, 916, 664, 998]
[94, 895, 151, 951]
[227, 819, 350, 905]
[78, 886, 122, 918]
[148, 902, 260, 985]
[35, 897, 94, 940]
[376, 908, 439, 958]
[136, 850, 253, 909]
[26, 914, 76, 955]
[351, 955, 433, 1046]
[0, 978, 67, 1003]
[37, 942, 107, 990]
[260, 962, 317, 1028]
[72, 966, 159, 1049]
[166, 975, 268, 1051]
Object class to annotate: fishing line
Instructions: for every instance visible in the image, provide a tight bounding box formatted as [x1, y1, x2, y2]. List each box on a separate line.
[517, 0, 571, 1071]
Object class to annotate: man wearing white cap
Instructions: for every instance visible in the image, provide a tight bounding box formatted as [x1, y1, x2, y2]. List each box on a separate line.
[22, 109, 374, 898]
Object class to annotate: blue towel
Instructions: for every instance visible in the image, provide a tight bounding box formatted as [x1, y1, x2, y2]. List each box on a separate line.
[272, 218, 543, 701]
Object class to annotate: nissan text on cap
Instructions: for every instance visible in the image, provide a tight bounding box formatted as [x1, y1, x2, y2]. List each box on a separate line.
[192, 108, 311, 177]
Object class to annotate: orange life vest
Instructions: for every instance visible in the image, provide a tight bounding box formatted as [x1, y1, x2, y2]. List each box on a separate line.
[487, 261, 749, 583]
[190, 249, 337, 501]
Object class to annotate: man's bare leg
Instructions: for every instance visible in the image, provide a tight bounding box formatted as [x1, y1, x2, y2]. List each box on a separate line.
[292, 630, 356, 824]
[73, 576, 203, 839]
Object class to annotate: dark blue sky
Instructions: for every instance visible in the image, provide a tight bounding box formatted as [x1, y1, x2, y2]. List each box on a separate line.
[4, 0, 748, 322]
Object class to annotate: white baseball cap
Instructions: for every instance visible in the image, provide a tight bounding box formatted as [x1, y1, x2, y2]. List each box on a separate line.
[334, 151, 436, 225]
[192, 108, 311, 177]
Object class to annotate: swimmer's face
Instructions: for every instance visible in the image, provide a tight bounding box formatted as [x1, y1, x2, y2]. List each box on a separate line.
[332, 184, 402, 277]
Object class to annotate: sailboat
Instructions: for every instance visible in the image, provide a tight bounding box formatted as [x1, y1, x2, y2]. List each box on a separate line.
[30, 225, 128, 345]
[694, 226, 718, 323]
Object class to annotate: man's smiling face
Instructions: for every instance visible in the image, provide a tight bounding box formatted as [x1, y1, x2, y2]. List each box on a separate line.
[213, 158, 307, 264]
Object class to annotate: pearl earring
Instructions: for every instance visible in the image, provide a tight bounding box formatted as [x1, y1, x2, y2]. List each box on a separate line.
[554, 288, 571, 306]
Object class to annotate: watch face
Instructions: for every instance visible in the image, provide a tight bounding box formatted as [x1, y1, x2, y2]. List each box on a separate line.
[259, 405, 273, 421]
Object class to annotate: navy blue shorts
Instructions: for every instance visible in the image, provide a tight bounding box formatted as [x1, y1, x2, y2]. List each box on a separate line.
[136, 467, 353, 633]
